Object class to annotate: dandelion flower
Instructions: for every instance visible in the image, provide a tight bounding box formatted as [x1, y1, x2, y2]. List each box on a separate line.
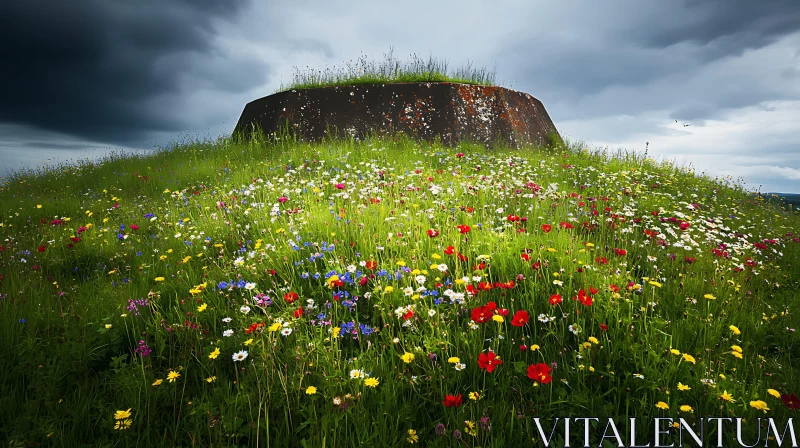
[114, 419, 132, 430]
[729, 325, 741, 335]
[720, 391, 735, 402]
[167, 370, 180, 382]
[364, 378, 380, 388]
[677, 383, 691, 391]
[655, 402, 669, 410]
[197, 303, 207, 312]
[704, 294, 716, 300]
[152, 379, 163, 387]
[670, 349, 681, 355]
[682, 353, 696, 364]
[206, 376, 216, 383]
[768, 389, 781, 399]
[680, 405, 693, 413]
[114, 409, 132, 420]
[448, 357, 460, 364]
[401, 352, 415, 364]
[154, 277, 165, 282]
[208, 347, 220, 359]
[268, 322, 282, 332]
[407, 429, 419, 444]
[750, 400, 770, 413]
[305, 386, 317, 395]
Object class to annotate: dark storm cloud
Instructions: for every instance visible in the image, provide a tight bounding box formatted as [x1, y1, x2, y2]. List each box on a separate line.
[642, 0, 800, 53]
[0, 0, 262, 145]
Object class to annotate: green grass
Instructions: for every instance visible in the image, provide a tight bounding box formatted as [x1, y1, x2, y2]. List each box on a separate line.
[1, 129, 799, 447]
[274, 47, 499, 93]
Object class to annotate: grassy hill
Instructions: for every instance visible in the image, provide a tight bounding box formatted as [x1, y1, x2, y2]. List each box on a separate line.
[1, 131, 799, 446]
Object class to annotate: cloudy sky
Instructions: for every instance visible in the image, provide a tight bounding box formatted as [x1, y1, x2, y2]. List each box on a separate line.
[2, 0, 799, 192]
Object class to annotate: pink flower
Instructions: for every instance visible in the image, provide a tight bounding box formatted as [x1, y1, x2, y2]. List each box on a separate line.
[278, 196, 288, 203]
[335, 183, 345, 190]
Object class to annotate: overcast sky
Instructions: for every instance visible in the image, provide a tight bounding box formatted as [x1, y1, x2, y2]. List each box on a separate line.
[2, 0, 799, 192]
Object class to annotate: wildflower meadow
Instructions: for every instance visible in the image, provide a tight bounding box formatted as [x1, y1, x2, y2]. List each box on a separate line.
[1, 131, 798, 446]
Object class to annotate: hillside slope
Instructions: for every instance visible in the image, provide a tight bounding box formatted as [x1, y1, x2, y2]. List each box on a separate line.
[1, 133, 799, 446]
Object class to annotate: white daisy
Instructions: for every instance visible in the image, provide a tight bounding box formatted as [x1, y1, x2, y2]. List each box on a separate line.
[240, 305, 251, 314]
[280, 328, 293, 337]
[232, 350, 248, 362]
[222, 317, 232, 323]
[223, 329, 234, 337]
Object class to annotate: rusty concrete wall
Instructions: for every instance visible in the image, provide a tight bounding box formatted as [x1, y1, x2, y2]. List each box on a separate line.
[233, 82, 559, 148]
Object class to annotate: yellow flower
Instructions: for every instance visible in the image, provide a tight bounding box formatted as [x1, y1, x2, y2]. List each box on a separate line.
[431, 254, 442, 260]
[268, 322, 282, 332]
[680, 405, 694, 413]
[305, 386, 317, 395]
[731, 345, 742, 353]
[465, 420, 477, 436]
[159, 255, 167, 261]
[400, 352, 415, 364]
[731, 351, 743, 359]
[364, 378, 380, 388]
[655, 402, 669, 410]
[114, 419, 132, 430]
[152, 379, 163, 387]
[36, 204, 42, 209]
[206, 376, 216, 383]
[396, 261, 406, 267]
[167, 370, 180, 383]
[448, 357, 460, 364]
[720, 391, 735, 402]
[113, 408, 132, 420]
[492, 314, 504, 323]
[682, 353, 696, 364]
[531, 344, 540, 351]
[588, 337, 599, 344]
[648, 281, 662, 288]
[729, 325, 741, 335]
[704, 294, 716, 300]
[677, 383, 691, 391]
[104, 324, 112, 329]
[244, 338, 254, 346]
[407, 429, 419, 444]
[383, 286, 394, 293]
[326, 275, 340, 288]
[750, 400, 770, 413]
[670, 349, 681, 355]
[768, 389, 781, 399]
[197, 303, 207, 312]
[208, 347, 220, 360]
[468, 392, 481, 401]
[154, 277, 165, 282]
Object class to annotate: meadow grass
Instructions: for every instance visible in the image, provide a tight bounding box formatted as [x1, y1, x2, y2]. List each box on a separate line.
[1, 130, 799, 447]
[274, 47, 499, 94]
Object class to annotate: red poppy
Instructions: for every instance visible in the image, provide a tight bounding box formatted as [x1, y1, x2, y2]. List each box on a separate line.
[520, 253, 530, 261]
[444, 245, 456, 255]
[456, 253, 468, 262]
[283, 291, 299, 303]
[609, 284, 620, 293]
[782, 393, 800, 410]
[595, 256, 607, 265]
[427, 229, 440, 238]
[443, 394, 463, 408]
[548, 294, 563, 306]
[559, 222, 573, 229]
[507, 215, 520, 222]
[477, 351, 502, 373]
[457, 224, 471, 234]
[599, 323, 609, 331]
[511, 310, 529, 327]
[470, 302, 497, 323]
[589, 286, 599, 295]
[679, 221, 690, 230]
[613, 248, 627, 256]
[293, 307, 304, 318]
[541, 224, 552, 233]
[37, 245, 47, 252]
[532, 261, 541, 270]
[365, 260, 378, 270]
[527, 363, 552, 384]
